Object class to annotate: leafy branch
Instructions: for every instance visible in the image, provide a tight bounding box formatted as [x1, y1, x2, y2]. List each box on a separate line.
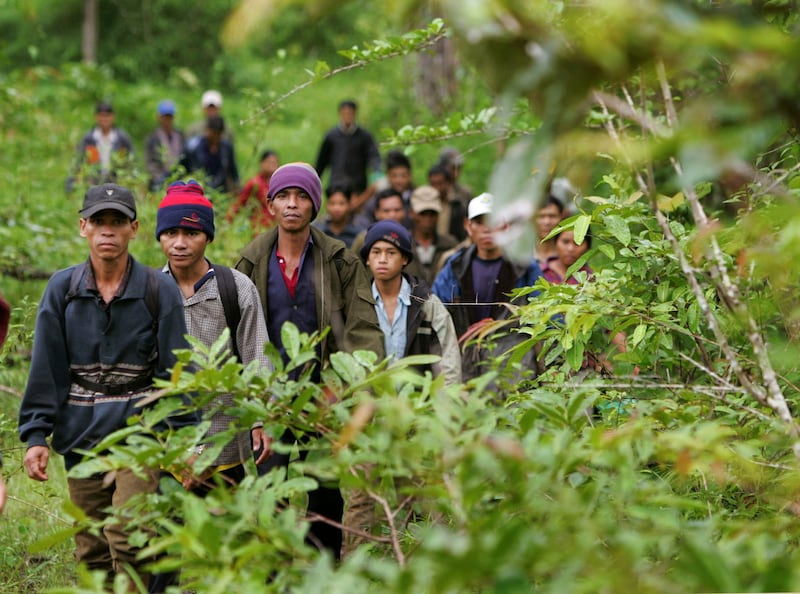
[240, 19, 447, 126]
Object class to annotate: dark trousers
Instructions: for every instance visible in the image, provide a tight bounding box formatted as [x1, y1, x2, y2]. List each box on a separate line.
[258, 428, 343, 560]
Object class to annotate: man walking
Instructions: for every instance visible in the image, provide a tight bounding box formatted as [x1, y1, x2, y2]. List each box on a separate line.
[235, 162, 384, 559]
[18, 184, 191, 588]
[315, 100, 382, 197]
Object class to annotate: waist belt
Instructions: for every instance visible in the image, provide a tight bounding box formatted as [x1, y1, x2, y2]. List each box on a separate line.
[71, 373, 154, 396]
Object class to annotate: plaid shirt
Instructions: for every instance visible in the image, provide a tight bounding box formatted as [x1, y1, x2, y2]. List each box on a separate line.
[165, 264, 273, 466]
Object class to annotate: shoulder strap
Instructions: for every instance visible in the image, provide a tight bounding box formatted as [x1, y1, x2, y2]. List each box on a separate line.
[65, 263, 87, 304]
[144, 267, 160, 323]
[213, 264, 241, 361]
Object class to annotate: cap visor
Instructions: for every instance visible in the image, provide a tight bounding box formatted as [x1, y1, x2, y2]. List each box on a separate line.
[80, 202, 136, 220]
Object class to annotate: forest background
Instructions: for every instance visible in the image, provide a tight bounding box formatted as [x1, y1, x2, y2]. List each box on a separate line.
[2, 1, 800, 593]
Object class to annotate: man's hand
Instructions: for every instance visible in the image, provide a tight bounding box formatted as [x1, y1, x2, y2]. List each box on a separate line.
[24, 446, 50, 481]
[251, 427, 272, 465]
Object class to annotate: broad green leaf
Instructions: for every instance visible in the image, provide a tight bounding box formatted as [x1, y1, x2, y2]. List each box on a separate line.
[630, 323, 647, 347]
[573, 214, 592, 245]
[603, 214, 631, 246]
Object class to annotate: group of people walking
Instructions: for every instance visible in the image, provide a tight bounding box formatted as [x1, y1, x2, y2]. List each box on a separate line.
[24, 94, 591, 590]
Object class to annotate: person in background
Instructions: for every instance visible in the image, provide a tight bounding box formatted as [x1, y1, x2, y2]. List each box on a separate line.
[315, 99, 382, 205]
[144, 99, 186, 192]
[235, 162, 384, 561]
[314, 183, 360, 248]
[540, 226, 635, 375]
[226, 149, 279, 233]
[186, 89, 233, 143]
[354, 149, 415, 230]
[182, 115, 239, 194]
[18, 184, 192, 589]
[65, 102, 135, 194]
[541, 227, 592, 285]
[405, 185, 458, 285]
[535, 195, 565, 264]
[343, 220, 461, 556]
[350, 188, 407, 256]
[428, 163, 468, 242]
[437, 147, 472, 213]
[0, 294, 9, 514]
[432, 192, 543, 339]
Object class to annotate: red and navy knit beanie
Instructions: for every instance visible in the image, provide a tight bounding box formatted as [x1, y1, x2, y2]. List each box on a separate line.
[156, 180, 215, 241]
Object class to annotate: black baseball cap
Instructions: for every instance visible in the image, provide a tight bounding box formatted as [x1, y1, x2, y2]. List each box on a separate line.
[80, 184, 137, 220]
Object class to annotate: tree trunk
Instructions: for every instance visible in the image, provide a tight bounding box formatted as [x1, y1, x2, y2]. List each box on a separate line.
[82, 0, 98, 65]
[415, 35, 458, 117]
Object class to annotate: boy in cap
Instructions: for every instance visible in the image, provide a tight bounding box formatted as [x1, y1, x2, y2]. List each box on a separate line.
[19, 183, 192, 588]
[144, 99, 186, 192]
[343, 219, 460, 555]
[65, 101, 135, 194]
[235, 162, 384, 560]
[405, 184, 458, 285]
[182, 115, 239, 193]
[186, 89, 234, 143]
[432, 192, 544, 339]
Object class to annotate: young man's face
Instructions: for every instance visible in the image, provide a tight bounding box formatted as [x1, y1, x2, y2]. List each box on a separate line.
[80, 210, 138, 262]
[158, 114, 174, 131]
[159, 228, 210, 272]
[466, 215, 500, 255]
[269, 187, 315, 232]
[375, 196, 405, 223]
[412, 209, 438, 235]
[367, 240, 408, 282]
[326, 192, 350, 224]
[536, 203, 562, 240]
[339, 105, 356, 127]
[95, 112, 114, 133]
[387, 166, 412, 192]
[555, 230, 589, 268]
[428, 173, 450, 197]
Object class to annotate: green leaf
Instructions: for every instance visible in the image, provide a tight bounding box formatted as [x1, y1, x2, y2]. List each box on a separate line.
[630, 323, 647, 348]
[603, 214, 631, 246]
[573, 214, 592, 245]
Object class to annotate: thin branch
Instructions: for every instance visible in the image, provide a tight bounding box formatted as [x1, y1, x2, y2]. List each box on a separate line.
[240, 30, 447, 126]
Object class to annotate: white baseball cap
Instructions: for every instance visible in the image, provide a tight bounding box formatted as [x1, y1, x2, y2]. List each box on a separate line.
[201, 90, 223, 108]
[468, 192, 493, 220]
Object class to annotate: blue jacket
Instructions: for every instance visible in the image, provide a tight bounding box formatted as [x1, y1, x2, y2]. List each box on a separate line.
[18, 257, 191, 468]
[431, 245, 543, 337]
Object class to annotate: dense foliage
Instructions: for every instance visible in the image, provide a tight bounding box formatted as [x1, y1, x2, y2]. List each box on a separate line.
[3, 1, 800, 592]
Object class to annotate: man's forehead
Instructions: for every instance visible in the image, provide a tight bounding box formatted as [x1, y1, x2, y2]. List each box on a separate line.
[87, 208, 130, 219]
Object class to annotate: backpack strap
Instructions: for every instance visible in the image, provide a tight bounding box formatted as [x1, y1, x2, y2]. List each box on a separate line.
[65, 263, 87, 305]
[144, 267, 160, 329]
[67, 262, 160, 326]
[213, 263, 241, 361]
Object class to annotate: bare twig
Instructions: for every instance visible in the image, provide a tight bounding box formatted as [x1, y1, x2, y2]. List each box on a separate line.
[240, 30, 447, 126]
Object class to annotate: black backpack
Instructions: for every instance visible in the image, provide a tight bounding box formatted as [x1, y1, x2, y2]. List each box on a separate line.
[66, 262, 242, 360]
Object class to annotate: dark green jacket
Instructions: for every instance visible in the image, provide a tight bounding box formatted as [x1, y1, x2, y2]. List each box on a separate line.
[235, 226, 384, 364]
